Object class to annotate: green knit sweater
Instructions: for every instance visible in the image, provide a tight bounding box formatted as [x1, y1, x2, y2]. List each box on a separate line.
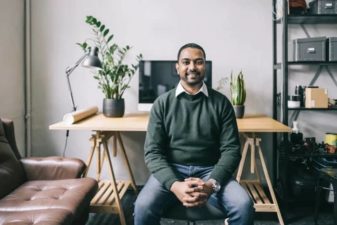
[144, 87, 241, 190]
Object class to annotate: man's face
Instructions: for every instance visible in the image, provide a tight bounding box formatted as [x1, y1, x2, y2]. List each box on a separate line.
[176, 47, 206, 87]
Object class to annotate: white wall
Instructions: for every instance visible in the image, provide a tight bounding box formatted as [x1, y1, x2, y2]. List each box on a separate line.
[30, 0, 283, 184]
[0, 0, 25, 154]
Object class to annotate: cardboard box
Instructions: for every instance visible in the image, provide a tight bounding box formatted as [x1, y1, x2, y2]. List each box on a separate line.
[305, 88, 328, 108]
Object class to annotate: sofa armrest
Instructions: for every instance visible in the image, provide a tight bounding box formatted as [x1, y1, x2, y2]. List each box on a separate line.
[21, 156, 86, 180]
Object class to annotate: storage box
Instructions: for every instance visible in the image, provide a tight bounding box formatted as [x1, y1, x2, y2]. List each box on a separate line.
[305, 87, 328, 108]
[294, 37, 327, 61]
[329, 37, 337, 61]
[309, 0, 337, 15]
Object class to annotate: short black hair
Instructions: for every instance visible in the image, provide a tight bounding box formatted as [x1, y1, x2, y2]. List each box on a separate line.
[177, 43, 206, 61]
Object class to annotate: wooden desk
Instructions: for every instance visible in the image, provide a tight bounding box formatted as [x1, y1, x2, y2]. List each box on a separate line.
[50, 113, 149, 225]
[50, 113, 290, 225]
[236, 115, 290, 225]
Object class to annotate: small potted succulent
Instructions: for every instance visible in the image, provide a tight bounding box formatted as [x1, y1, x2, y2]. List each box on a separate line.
[230, 70, 246, 118]
[78, 15, 142, 117]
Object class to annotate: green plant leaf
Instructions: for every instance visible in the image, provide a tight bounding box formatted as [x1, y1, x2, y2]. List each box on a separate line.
[85, 15, 93, 23]
[76, 42, 88, 51]
[92, 17, 97, 25]
[103, 29, 109, 37]
[100, 25, 105, 32]
[107, 34, 114, 43]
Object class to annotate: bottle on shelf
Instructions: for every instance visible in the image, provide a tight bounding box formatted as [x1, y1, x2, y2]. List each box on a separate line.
[290, 121, 303, 145]
[295, 85, 305, 107]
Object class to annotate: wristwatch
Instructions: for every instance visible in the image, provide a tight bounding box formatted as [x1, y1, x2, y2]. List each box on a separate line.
[208, 179, 221, 193]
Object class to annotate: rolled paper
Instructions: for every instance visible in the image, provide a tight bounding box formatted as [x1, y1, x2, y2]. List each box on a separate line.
[63, 106, 98, 125]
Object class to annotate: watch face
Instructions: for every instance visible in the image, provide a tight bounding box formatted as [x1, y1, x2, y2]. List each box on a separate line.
[210, 179, 221, 192]
[213, 182, 221, 192]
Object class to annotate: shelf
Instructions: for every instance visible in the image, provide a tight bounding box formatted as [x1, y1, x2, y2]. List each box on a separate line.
[241, 180, 279, 212]
[90, 180, 131, 213]
[288, 61, 337, 65]
[287, 107, 337, 111]
[277, 15, 337, 24]
[274, 62, 337, 70]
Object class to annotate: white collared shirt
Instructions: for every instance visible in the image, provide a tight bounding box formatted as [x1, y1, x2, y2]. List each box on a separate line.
[175, 81, 209, 97]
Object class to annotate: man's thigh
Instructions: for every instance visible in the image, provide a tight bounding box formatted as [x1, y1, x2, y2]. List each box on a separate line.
[209, 178, 252, 211]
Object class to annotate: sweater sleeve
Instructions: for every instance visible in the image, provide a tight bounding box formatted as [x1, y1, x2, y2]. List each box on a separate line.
[144, 100, 180, 190]
[209, 102, 241, 185]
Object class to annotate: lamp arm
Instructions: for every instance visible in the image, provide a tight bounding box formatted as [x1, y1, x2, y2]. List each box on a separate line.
[65, 53, 88, 112]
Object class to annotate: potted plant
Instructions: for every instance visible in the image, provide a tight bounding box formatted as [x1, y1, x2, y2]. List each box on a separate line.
[230, 71, 246, 118]
[78, 15, 142, 117]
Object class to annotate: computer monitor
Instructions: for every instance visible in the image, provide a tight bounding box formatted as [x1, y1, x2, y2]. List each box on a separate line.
[138, 60, 212, 111]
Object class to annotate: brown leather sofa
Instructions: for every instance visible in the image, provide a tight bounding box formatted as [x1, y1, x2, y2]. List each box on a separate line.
[0, 118, 98, 225]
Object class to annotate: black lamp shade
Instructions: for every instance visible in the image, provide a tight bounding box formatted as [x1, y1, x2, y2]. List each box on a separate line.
[82, 47, 102, 69]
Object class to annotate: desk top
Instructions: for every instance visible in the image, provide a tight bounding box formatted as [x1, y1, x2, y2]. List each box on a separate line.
[236, 115, 291, 132]
[50, 113, 149, 131]
[49, 113, 291, 133]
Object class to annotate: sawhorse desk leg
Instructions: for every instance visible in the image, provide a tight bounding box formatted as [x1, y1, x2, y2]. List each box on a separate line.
[236, 135, 284, 225]
[84, 131, 137, 225]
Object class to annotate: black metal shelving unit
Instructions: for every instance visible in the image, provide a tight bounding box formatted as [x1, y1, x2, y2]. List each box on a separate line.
[273, 11, 337, 125]
[272, 0, 337, 222]
[273, 1, 337, 131]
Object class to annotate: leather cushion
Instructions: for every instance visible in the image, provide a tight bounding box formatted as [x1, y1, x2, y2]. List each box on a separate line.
[0, 209, 72, 225]
[0, 178, 97, 220]
[0, 121, 25, 199]
[21, 157, 86, 180]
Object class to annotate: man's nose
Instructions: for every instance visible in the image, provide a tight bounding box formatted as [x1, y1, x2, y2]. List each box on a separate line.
[188, 62, 196, 70]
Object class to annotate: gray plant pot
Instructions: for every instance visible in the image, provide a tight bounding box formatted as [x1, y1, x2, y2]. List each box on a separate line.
[103, 98, 125, 117]
[233, 105, 245, 118]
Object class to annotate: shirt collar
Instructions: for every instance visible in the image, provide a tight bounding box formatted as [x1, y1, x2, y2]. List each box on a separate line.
[175, 82, 209, 97]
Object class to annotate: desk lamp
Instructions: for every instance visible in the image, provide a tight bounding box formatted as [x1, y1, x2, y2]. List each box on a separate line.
[63, 47, 101, 156]
[65, 47, 102, 111]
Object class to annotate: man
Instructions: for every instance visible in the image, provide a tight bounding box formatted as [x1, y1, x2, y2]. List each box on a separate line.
[134, 43, 254, 225]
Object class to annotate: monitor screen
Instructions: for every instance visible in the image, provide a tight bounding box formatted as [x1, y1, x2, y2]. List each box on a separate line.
[138, 60, 212, 111]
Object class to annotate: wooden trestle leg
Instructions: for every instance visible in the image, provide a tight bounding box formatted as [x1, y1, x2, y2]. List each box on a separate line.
[85, 131, 137, 225]
[236, 135, 284, 225]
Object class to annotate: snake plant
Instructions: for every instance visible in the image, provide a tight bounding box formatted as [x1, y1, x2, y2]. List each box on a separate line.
[230, 71, 246, 105]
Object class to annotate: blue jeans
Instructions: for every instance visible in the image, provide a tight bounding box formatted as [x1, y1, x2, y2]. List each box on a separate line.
[134, 164, 254, 225]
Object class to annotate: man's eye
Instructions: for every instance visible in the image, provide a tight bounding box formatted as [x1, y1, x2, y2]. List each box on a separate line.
[196, 60, 204, 65]
[182, 61, 190, 65]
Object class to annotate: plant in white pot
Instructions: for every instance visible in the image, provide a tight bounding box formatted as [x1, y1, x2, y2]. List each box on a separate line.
[230, 71, 246, 118]
[78, 15, 142, 117]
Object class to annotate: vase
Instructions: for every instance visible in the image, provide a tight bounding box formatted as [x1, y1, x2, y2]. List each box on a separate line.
[233, 105, 245, 118]
[103, 98, 125, 117]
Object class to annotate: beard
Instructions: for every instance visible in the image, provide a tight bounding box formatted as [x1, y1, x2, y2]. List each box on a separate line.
[183, 71, 205, 86]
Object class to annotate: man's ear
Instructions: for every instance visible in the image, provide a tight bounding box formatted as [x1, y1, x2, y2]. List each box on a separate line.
[175, 63, 179, 75]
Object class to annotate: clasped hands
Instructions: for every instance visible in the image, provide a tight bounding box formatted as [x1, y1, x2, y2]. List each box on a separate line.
[170, 177, 213, 207]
